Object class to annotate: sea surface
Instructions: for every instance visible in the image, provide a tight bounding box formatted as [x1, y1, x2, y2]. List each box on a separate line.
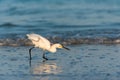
[0, 1, 120, 80]
[0, 0, 120, 46]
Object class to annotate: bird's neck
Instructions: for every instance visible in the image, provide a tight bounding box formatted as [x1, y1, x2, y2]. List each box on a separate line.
[48, 44, 57, 53]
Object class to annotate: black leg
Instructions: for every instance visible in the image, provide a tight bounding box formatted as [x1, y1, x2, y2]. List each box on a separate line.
[29, 58, 31, 67]
[42, 52, 48, 61]
[29, 47, 34, 60]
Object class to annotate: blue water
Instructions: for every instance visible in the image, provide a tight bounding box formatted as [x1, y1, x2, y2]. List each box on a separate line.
[0, 0, 120, 46]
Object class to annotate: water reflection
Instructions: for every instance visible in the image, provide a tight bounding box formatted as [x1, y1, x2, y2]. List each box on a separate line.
[31, 61, 62, 80]
[33, 62, 62, 75]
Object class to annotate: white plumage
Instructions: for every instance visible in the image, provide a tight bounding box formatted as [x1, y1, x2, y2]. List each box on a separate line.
[27, 33, 70, 60]
[27, 33, 50, 50]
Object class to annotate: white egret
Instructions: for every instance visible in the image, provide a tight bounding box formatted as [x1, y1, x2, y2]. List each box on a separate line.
[27, 33, 70, 61]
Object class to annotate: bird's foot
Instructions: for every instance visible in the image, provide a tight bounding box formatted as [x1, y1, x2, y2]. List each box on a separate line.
[42, 57, 48, 62]
[42, 52, 48, 62]
[43, 56, 48, 60]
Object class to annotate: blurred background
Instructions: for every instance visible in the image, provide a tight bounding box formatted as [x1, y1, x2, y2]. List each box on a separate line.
[0, 0, 120, 46]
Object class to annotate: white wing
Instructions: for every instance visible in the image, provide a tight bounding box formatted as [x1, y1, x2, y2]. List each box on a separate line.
[27, 33, 51, 49]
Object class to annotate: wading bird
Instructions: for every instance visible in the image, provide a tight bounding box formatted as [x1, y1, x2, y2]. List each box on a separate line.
[27, 33, 70, 61]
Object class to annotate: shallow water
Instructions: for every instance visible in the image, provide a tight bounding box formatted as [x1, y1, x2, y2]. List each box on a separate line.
[0, 45, 120, 80]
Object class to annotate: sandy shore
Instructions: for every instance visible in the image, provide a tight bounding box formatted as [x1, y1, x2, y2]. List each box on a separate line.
[0, 44, 120, 80]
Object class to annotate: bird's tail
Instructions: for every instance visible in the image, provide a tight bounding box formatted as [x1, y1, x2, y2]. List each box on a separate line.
[26, 33, 40, 41]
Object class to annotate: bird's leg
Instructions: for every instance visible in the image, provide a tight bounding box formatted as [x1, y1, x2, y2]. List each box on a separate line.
[42, 51, 48, 61]
[29, 47, 34, 60]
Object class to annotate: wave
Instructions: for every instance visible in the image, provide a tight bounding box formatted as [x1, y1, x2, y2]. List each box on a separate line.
[0, 37, 120, 46]
[0, 23, 17, 27]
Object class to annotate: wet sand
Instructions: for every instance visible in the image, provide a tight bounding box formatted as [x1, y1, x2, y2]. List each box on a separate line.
[0, 44, 120, 80]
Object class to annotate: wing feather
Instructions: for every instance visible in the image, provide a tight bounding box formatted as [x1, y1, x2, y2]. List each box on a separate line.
[27, 33, 51, 49]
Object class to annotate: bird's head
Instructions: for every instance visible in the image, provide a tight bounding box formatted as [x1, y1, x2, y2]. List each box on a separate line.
[56, 44, 70, 50]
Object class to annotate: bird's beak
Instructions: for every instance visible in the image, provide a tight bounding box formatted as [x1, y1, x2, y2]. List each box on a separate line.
[62, 46, 70, 50]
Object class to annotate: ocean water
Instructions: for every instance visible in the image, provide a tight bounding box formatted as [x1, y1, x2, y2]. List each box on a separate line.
[1, 1, 120, 80]
[0, 0, 120, 46]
